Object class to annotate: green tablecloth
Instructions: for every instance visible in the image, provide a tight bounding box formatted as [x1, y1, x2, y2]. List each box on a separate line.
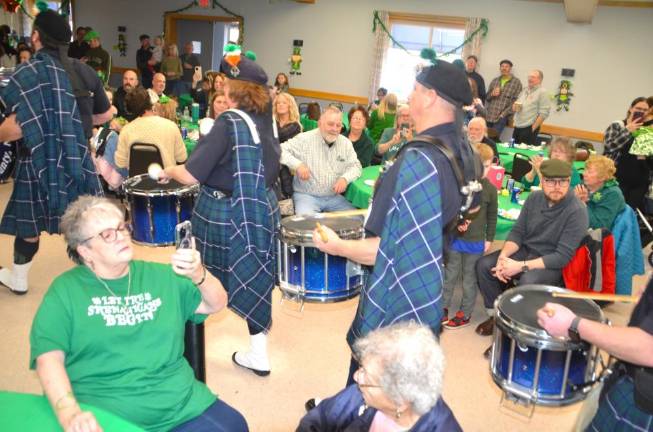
[344, 164, 526, 241]
[497, 143, 585, 174]
[181, 119, 199, 155]
[0, 392, 144, 431]
[345, 165, 381, 208]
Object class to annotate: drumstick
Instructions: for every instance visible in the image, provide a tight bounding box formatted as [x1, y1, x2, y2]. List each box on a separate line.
[321, 209, 368, 218]
[552, 292, 639, 303]
[315, 222, 328, 243]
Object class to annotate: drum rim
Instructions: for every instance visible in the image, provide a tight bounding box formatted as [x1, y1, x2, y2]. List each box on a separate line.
[280, 215, 364, 245]
[123, 174, 199, 196]
[495, 284, 605, 347]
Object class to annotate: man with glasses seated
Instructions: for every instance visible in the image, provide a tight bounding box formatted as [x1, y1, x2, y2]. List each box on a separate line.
[474, 159, 588, 353]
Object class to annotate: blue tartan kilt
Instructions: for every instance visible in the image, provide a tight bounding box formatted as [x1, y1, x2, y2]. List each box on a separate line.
[0, 156, 102, 238]
[192, 185, 280, 322]
[588, 376, 653, 432]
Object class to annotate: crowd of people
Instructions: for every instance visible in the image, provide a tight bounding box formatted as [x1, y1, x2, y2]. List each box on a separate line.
[0, 6, 651, 431]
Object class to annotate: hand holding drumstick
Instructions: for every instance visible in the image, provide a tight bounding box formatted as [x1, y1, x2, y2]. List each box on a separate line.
[537, 302, 576, 338]
[313, 223, 341, 256]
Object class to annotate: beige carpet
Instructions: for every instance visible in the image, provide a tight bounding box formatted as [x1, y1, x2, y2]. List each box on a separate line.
[0, 180, 646, 431]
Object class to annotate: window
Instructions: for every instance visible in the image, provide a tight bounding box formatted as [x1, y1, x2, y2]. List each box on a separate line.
[380, 14, 465, 101]
[223, 22, 240, 52]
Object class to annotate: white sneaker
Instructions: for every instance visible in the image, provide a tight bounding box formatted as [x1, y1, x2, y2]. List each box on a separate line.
[0, 264, 29, 295]
[232, 351, 270, 376]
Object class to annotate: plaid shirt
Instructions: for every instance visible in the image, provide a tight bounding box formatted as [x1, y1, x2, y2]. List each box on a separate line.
[485, 75, 523, 123]
[603, 121, 634, 163]
[347, 146, 444, 347]
[0, 51, 101, 237]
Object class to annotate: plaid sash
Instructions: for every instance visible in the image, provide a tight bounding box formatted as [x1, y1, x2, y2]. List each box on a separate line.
[225, 109, 278, 334]
[347, 146, 445, 347]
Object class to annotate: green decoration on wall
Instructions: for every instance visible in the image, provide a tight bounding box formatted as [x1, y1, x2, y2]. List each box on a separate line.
[163, 0, 244, 46]
[555, 80, 574, 112]
[372, 11, 489, 63]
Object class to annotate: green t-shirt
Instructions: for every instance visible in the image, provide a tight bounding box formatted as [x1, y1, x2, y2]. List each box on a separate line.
[500, 76, 511, 88]
[368, 110, 396, 144]
[29, 260, 215, 432]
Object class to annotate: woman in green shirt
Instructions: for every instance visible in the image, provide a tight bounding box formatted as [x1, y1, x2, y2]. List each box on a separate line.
[30, 196, 248, 432]
[367, 92, 397, 143]
[160, 44, 183, 97]
[521, 136, 582, 189]
[346, 105, 374, 167]
[376, 104, 415, 163]
[574, 155, 626, 229]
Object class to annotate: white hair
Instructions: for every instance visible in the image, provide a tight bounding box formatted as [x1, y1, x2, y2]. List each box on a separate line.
[353, 321, 445, 416]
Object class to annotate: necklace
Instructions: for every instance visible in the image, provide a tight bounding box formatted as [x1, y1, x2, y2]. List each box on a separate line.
[93, 266, 131, 298]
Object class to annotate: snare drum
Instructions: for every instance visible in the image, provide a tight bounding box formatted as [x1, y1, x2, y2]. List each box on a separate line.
[278, 215, 364, 303]
[490, 285, 604, 406]
[123, 174, 199, 246]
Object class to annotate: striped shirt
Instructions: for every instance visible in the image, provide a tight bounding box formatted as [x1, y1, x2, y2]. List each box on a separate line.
[513, 85, 551, 128]
[280, 128, 362, 196]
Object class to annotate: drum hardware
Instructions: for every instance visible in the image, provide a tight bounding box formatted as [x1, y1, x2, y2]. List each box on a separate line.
[146, 197, 155, 243]
[490, 285, 606, 408]
[552, 291, 639, 303]
[278, 215, 364, 304]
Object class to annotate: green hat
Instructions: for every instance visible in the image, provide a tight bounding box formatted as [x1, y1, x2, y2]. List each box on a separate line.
[84, 30, 100, 42]
[540, 159, 572, 178]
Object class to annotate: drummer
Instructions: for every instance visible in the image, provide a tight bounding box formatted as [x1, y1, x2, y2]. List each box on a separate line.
[308, 59, 479, 408]
[475, 159, 588, 355]
[537, 278, 653, 430]
[160, 47, 280, 377]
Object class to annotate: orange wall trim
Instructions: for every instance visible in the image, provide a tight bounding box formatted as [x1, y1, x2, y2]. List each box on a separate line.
[289, 88, 369, 106]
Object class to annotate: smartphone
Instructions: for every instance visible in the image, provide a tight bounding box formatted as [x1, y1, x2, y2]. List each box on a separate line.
[175, 221, 193, 250]
[633, 111, 645, 121]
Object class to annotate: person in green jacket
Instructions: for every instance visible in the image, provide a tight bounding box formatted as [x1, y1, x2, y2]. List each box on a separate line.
[521, 136, 581, 189]
[574, 155, 626, 229]
[367, 92, 397, 143]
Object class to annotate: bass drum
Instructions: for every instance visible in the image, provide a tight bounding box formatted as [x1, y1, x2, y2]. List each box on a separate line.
[0, 140, 17, 182]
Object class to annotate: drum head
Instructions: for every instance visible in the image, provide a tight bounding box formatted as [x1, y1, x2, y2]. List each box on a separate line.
[281, 215, 363, 245]
[498, 285, 603, 332]
[124, 174, 188, 194]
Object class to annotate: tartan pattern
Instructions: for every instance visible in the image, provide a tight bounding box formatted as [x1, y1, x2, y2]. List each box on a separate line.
[589, 376, 653, 432]
[603, 121, 633, 163]
[0, 51, 102, 237]
[347, 147, 444, 347]
[191, 111, 279, 333]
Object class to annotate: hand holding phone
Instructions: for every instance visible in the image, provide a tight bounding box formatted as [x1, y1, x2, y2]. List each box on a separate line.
[175, 221, 193, 250]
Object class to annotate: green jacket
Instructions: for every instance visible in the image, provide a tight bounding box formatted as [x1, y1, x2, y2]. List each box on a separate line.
[586, 179, 626, 229]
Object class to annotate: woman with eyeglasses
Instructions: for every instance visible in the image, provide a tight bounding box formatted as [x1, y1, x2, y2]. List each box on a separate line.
[603, 96, 651, 212]
[346, 105, 374, 168]
[520, 136, 582, 191]
[297, 322, 461, 431]
[29, 196, 248, 432]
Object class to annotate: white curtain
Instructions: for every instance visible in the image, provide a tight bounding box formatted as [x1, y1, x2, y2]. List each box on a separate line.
[368, 11, 390, 104]
[461, 17, 484, 62]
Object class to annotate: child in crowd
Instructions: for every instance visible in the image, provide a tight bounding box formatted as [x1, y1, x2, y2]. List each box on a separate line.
[152, 35, 163, 70]
[442, 143, 498, 328]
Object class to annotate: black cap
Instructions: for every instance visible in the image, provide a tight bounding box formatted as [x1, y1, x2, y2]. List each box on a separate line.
[500, 59, 513, 67]
[416, 60, 473, 107]
[220, 54, 268, 86]
[34, 9, 72, 45]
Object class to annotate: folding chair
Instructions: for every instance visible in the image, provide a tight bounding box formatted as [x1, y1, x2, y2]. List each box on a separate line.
[128, 143, 163, 177]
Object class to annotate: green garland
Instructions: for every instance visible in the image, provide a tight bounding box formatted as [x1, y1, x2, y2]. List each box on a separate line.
[163, 0, 244, 45]
[372, 11, 488, 61]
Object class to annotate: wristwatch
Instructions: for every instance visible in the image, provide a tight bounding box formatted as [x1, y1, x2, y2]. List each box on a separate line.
[568, 317, 582, 342]
[521, 261, 529, 273]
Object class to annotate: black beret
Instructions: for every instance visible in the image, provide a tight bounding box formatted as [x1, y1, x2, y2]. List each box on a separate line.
[500, 59, 513, 67]
[540, 159, 572, 178]
[34, 9, 72, 45]
[416, 60, 473, 107]
[220, 54, 267, 86]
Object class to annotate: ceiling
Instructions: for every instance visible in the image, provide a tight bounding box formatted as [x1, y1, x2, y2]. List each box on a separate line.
[520, 0, 653, 22]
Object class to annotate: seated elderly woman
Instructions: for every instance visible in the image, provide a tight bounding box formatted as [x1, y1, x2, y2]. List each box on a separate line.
[29, 196, 248, 432]
[574, 155, 626, 229]
[521, 136, 582, 190]
[376, 104, 415, 164]
[297, 322, 461, 431]
[114, 87, 187, 173]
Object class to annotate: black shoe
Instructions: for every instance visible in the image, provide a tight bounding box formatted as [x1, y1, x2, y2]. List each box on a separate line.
[305, 398, 316, 412]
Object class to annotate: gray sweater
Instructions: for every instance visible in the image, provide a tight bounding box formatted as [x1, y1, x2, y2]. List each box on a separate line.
[508, 190, 588, 269]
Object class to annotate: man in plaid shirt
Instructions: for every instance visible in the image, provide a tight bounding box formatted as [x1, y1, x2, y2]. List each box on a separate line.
[0, 8, 111, 295]
[485, 59, 522, 136]
[307, 60, 477, 403]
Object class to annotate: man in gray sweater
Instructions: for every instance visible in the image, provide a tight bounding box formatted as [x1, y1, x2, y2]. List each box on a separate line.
[475, 159, 588, 344]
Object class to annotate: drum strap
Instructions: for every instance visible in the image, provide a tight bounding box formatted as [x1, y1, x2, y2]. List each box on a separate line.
[225, 108, 260, 144]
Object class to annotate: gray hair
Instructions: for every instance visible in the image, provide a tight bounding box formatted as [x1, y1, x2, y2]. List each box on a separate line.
[353, 322, 445, 416]
[320, 104, 342, 119]
[468, 116, 487, 130]
[60, 196, 124, 265]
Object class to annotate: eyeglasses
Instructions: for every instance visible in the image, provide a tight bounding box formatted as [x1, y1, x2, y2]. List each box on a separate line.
[542, 178, 570, 187]
[353, 358, 382, 389]
[82, 223, 133, 244]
